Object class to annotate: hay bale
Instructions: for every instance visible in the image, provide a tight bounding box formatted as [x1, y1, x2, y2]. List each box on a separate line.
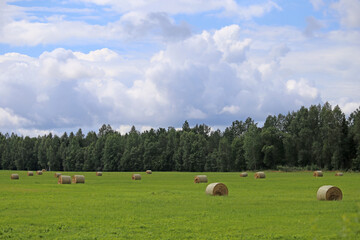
[205, 183, 228, 196]
[54, 173, 62, 178]
[11, 174, 19, 180]
[72, 175, 85, 184]
[36, 170, 43, 175]
[96, 172, 102, 176]
[27, 171, 34, 176]
[335, 172, 343, 176]
[254, 172, 266, 179]
[132, 174, 141, 180]
[42, 169, 46, 172]
[194, 175, 208, 183]
[313, 171, 323, 177]
[240, 172, 248, 177]
[317, 185, 342, 201]
[146, 170, 152, 174]
[58, 175, 71, 184]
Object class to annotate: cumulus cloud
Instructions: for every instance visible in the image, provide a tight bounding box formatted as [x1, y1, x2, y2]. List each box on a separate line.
[0, 0, 281, 47]
[1, 21, 360, 132]
[335, 98, 360, 115]
[220, 105, 241, 114]
[304, 16, 324, 37]
[222, 1, 281, 20]
[310, 0, 325, 10]
[331, 0, 360, 28]
[0, 107, 32, 128]
[118, 11, 191, 41]
[286, 79, 319, 100]
[0, 1, 191, 46]
[77, 0, 280, 18]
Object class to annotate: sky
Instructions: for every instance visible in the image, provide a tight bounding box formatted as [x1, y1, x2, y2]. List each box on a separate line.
[0, 0, 359, 136]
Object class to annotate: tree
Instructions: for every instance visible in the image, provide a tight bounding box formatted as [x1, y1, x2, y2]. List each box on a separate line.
[103, 133, 123, 171]
[232, 137, 246, 171]
[261, 115, 284, 168]
[244, 124, 263, 170]
[120, 126, 142, 171]
[217, 138, 231, 171]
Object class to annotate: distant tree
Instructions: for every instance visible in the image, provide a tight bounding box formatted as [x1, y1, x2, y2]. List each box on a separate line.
[244, 124, 263, 170]
[103, 133, 123, 171]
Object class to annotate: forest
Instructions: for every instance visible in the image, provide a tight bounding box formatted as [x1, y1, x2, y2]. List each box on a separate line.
[1, 102, 360, 172]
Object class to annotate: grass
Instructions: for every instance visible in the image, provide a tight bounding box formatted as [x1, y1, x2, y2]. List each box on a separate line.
[0, 171, 359, 239]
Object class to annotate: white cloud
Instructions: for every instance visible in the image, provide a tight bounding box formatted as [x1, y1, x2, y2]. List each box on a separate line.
[331, 0, 360, 28]
[213, 25, 251, 63]
[286, 79, 319, 100]
[116, 125, 132, 135]
[77, 0, 280, 18]
[0, 2, 192, 46]
[186, 107, 207, 119]
[342, 102, 360, 115]
[0, 107, 32, 128]
[222, 1, 281, 20]
[0, 0, 282, 46]
[304, 16, 324, 37]
[310, 0, 325, 10]
[17, 128, 57, 137]
[0, 22, 359, 132]
[220, 105, 240, 114]
[335, 99, 360, 115]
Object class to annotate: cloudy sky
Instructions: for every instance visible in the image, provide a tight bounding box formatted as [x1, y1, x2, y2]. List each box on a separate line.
[0, 0, 359, 136]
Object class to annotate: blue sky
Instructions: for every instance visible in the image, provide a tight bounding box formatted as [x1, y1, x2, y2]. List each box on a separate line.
[0, 0, 359, 136]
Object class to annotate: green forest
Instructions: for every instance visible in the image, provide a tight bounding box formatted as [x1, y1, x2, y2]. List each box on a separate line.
[1, 103, 360, 172]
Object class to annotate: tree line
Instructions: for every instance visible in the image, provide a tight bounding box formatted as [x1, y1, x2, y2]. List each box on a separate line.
[1, 103, 360, 172]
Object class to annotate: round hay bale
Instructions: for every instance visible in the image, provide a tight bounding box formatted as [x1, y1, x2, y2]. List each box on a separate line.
[240, 172, 248, 177]
[313, 171, 323, 177]
[254, 172, 266, 179]
[58, 175, 71, 184]
[36, 170, 43, 175]
[146, 170, 152, 174]
[72, 175, 85, 184]
[54, 173, 62, 178]
[317, 185, 342, 201]
[132, 174, 141, 180]
[96, 172, 102, 176]
[335, 172, 343, 176]
[27, 171, 34, 176]
[194, 175, 208, 183]
[11, 174, 19, 180]
[42, 169, 46, 172]
[206, 183, 228, 196]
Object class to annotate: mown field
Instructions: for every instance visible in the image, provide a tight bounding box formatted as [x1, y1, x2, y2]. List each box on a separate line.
[0, 171, 359, 239]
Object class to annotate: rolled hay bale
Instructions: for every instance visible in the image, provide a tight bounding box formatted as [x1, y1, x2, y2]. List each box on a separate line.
[335, 172, 343, 176]
[42, 169, 46, 172]
[54, 173, 62, 178]
[313, 171, 323, 177]
[317, 185, 342, 201]
[254, 172, 266, 179]
[146, 170, 152, 174]
[27, 171, 34, 176]
[132, 174, 141, 180]
[36, 170, 43, 175]
[194, 175, 208, 183]
[58, 175, 71, 184]
[96, 172, 102, 176]
[240, 172, 248, 177]
[206, 183, 228, 196]
[11, 174, 19, 180]
[72, 175, 85, 184]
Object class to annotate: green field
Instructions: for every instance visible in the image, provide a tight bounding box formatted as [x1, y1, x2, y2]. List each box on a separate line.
[1, 171, 359, 239]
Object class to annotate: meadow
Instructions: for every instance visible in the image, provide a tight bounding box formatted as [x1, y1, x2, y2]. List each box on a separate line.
[0, 171, 359, 239]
